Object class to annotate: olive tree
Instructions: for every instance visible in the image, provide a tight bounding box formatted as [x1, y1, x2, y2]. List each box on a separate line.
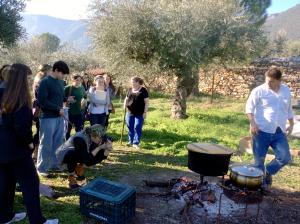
[0, 0, 26, 46]
[89, 0, 267, 118]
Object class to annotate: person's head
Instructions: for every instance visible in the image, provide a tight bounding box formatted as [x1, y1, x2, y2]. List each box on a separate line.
[1, 63, 32, 113]
[84, 124, 106, 144]
[265, 67, 282, 90]
[38, 64, 52, 74]
[52, 60, 69, 80]
[94, 75, 106, 88]
[130, 76, 143, 90]
[72, 74, 82, 87]
[34, 64, 51, 85]
[0, 64, 10, 82]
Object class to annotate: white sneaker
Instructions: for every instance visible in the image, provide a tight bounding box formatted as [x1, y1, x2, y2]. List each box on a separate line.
[4, 212, 26, 223]
[44, 219, 59, 224]
[132, 144, 140, 149]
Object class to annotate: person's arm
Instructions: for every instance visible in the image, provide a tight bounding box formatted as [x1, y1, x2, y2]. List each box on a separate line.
[123, 96, 128, 110]
[13, 105, 33, 149]
[38, 80, 61, 114]
[90, 140, 112, 157]
[286, 93, 294, 135]
[143, 98, 149, 119]
[245, 89, 259, 135]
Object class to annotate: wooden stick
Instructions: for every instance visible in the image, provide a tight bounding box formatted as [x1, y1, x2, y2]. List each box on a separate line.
[120, 107, 126, 145]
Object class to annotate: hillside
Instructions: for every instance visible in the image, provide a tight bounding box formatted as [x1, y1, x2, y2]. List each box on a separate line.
[21, 14, 91, 50]
[264, 4, 300, 40]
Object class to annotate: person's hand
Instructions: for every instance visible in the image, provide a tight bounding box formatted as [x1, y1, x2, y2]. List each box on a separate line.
[67, 96, 76, 104]
[111, 107, 115, 114]
[286, 125, 294, 136]
[250, 122, 259, 135]
[59, 109, 64, 116]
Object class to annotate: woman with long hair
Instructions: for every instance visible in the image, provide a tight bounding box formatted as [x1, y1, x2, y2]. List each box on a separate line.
[87, 75, 110, 126]
[0, 64, 58, 224]
[124, 77, 149, 149]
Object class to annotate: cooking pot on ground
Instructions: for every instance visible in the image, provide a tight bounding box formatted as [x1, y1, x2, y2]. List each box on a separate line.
[187, 143, 233, 177]
[229, 164, 264, 190]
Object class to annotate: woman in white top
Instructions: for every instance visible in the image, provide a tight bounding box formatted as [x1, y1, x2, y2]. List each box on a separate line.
[87, 75, 110, 126]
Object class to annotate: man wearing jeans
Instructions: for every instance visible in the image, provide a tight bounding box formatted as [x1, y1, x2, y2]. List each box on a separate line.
[246, 67, 294, 190]
[37, 61, 70, 177]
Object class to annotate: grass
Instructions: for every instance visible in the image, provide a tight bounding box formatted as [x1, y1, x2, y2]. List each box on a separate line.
[15, 94, 300, 223]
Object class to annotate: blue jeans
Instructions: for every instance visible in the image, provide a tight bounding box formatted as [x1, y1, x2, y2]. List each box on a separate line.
[37, 117, 64, 173]
[90, 113, 107, 127]
[252, 127, 291, 175]
[126, 112, 144, 145]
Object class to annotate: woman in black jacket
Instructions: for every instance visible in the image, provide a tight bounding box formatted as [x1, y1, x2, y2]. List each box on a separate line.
[0, 64, 57, 224]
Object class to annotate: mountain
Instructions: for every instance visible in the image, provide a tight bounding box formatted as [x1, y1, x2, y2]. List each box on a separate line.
[21, 14, 91, 50]
[264, 4, 300, 40]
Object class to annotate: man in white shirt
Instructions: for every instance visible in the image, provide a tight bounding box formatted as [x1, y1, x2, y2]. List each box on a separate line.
[246, 67, 294, 190]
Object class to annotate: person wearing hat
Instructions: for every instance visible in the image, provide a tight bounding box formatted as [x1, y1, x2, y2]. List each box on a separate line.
[64, 74, 86, 140]
[56, 124, 113, 189]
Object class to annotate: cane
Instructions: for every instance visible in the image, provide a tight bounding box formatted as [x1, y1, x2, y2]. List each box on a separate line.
[120, 107, 126, 145]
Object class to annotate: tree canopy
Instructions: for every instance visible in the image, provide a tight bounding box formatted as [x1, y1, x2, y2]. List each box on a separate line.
[89, 0, 267, 118]
[0, 0, 26, 46]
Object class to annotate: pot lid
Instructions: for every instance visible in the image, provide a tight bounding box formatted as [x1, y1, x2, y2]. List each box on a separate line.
[230, 165, 263, 177]
[187, 143, 233, 155]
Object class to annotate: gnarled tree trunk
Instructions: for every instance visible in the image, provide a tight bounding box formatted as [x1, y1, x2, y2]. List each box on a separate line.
[171, 85, 187, 119]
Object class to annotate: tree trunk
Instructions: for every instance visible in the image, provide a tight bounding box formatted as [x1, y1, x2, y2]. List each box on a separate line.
[171, 77, 188, 119]
[171, 85, 187, 119]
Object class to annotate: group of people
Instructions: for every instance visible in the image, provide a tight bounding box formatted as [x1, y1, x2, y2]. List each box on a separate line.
[0, 60, 150, 224]
[0, 60, 292, 223]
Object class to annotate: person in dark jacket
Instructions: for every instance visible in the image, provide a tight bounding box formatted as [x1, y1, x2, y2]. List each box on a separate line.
[37, 61, 70, 177]
[0, 64, 58, 224]
[56, 124, 112, 189]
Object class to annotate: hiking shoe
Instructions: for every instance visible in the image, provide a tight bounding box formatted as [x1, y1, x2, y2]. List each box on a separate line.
[4, 212, 26, 223]
[75, 164, 85, 181]
[44, 219, 59, 224]
[132, 144, 140, 149]
[126, 142, 132, 147]
[68, 175, 80, 189]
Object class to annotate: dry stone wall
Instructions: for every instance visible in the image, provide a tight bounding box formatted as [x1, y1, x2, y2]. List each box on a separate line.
[199, 56, 300, 98]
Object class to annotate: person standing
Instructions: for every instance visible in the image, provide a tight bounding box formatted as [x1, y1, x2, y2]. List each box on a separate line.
[0, 64, 58, 224]
[246, 67, 294, 190]
[103, 73, 116, 128]
[64, 74, 86, 140]
[32, 64, 52, 160]
[37, 61, 70, 177]
[87, 75, 110, 127]
[124, 77, 149, 149]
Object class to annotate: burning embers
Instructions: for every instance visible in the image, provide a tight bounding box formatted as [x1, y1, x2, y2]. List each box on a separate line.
[144, 176, 264, 223]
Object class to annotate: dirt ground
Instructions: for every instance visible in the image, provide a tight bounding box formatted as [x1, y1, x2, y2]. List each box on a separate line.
[116, 170, 300, 224]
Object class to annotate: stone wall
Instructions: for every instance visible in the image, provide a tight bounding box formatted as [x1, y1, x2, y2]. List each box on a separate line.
[199, 56, 300, 98]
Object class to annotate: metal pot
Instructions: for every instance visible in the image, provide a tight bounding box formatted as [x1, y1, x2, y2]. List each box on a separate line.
[187, 143, 233, 177]
[229, 165, 264, 189]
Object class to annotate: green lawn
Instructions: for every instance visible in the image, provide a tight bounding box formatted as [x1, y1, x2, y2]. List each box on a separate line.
[15, 94, 300, 223]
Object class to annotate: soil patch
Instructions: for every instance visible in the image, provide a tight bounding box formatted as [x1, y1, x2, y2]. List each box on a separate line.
[117, 170, 300, 224]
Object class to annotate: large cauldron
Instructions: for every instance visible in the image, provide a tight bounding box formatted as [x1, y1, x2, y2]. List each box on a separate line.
[187, 143, 233, 177]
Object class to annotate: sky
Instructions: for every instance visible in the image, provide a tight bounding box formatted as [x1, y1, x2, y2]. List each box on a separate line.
[24, 0, 300, 20]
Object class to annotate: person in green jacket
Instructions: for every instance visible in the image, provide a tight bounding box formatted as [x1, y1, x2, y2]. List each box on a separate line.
[65, 74, 86, 140]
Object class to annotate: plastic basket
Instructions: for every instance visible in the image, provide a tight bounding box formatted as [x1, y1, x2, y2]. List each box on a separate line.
[80, 177, 136, 224]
